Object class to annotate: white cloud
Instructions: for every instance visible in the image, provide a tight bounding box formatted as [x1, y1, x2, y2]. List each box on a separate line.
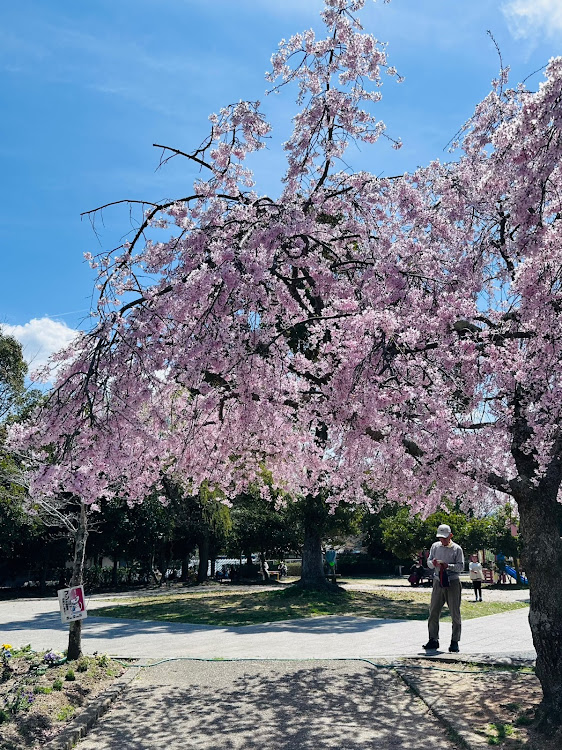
[502, 0, 562, 39]
[2, 318, 78, 379]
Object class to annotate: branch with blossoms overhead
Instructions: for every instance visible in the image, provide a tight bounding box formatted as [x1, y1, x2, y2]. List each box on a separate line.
[11, 0, 562, 520]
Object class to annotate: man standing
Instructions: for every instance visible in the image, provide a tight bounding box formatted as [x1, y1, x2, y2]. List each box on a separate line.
[423, 524, 465, 653]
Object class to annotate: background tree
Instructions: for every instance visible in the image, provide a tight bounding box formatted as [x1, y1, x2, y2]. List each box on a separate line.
[379, 506, 427, 562]
[379, 504, 520, 569]
[0, 329, 26, 421]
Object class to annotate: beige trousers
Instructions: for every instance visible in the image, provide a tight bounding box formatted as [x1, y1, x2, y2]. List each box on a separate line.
[428, 578, 462, 642]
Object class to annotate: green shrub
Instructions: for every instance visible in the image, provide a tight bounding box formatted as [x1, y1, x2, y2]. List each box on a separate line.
[77, 658, 89, 672]
[96, 654, 109, 668]
[52, 678, 63, 691]
[0, 708, 10, 724]
[64, 669, 75, 681]
[33, 686, 52, 694]
[83, 565, 103, 588]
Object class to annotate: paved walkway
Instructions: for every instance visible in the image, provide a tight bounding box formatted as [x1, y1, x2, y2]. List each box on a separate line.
[0, 587, 536, 749]
[76, 659, 462, 750]
[0, 592, 534, 661]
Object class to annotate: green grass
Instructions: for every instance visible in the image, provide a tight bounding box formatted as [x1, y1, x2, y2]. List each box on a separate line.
[485, 722, 517, 745]
[93, 587, 529, 627]
[55, 705, 75, 722]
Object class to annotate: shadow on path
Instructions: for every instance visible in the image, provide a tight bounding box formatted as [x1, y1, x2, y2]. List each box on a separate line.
[76, 661, 458, 750]
[0, 610, 408, 640]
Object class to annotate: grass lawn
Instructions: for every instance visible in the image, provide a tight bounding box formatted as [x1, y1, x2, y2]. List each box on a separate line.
[93, 587, 529, 627]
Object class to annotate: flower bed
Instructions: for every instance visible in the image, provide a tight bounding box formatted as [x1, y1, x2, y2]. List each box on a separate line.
[0, 644, 124, 749]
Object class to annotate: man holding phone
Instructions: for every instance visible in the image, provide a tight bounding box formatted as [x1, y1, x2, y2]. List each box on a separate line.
[423, 524, 465, 653]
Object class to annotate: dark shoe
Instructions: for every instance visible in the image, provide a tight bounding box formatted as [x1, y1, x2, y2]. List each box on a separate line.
[423, 639, 439, 650]
[449, 641, 459, 653]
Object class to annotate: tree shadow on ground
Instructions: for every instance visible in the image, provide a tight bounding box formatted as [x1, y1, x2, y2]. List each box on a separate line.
[90, 588, 433, 627]
[76, 660, 459, 750]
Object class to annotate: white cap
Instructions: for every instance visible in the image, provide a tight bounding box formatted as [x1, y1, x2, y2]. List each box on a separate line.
[436, 524, 452, 538]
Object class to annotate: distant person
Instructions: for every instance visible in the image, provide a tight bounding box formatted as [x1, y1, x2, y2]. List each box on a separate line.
[495, 551, 507, 584]
[423, 524, 465, 653]
[469, 555, 484, 601]
[408, 561, 424, 586]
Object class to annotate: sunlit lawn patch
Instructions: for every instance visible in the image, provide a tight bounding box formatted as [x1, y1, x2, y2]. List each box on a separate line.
[93, 587, 528, 626]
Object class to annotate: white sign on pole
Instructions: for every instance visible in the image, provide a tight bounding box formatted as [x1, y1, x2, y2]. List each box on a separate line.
[58, 586, 88, 624]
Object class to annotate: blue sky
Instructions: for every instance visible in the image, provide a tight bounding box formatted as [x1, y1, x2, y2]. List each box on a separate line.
[1, 0, 561, 377]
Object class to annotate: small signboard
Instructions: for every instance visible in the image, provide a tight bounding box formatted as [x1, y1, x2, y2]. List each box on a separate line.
[58, 586, 87, 624]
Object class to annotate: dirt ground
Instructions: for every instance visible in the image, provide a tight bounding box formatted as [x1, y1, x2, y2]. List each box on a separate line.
[396, 659, 557, 749]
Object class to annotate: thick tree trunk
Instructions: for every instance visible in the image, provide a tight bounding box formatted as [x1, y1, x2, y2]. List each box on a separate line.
[297, 494, 335, 590]
[197, 537, 209, 583]
[299, 522, 329, 588]
[67, 502, 88, 661]
[517, 489, 562, 738]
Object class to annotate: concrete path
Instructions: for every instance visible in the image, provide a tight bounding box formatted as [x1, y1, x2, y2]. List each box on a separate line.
[0, 595, 535, 661]
[0, 587, 535, 750]
[75, 659, 461, 750]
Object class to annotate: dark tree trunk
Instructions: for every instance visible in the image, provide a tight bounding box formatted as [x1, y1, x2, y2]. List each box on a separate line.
[517, 487, 562, 739]
[157, 551, 168, 584]
[297, 494, 335, 590]
[39, 561, 48, 597]
[68, 502, 88, 661]
[210, 557, 216, 578]
[197, 537, 209, 583]
[112, 556, 118, 587]
[299, 521, 329, 588]
[181, 555, 190, 582]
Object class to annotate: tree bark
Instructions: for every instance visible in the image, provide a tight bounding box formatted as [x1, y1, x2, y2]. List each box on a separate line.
[197, 537, 209, 583]
[112, 556, 118, 587]
[517, 488, 562, 737]
[67, 501, 88, 661]
[297, 494, 335, 590]
[181, 555, 190, 582]
[39, 560, 48, 597]
[299, 522, 330, 588]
